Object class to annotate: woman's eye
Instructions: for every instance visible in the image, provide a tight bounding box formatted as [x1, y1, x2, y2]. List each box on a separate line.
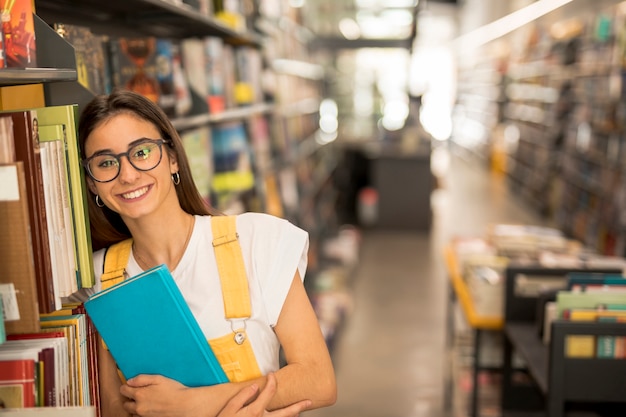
[133, 146, 153, 160]
[98, 157, 118, 168]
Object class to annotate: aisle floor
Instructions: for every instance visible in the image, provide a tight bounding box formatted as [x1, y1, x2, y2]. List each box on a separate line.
[306, 146, 552, 417]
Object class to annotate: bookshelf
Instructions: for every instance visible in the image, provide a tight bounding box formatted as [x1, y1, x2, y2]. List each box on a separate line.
[501, 265, 626, 417]
[452, 1, 626, 258]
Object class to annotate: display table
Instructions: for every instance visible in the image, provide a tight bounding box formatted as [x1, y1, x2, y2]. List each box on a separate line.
[444, 244, 503, 417]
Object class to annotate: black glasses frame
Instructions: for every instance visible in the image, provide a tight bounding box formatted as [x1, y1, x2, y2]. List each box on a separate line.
[82, 138, 170, 183]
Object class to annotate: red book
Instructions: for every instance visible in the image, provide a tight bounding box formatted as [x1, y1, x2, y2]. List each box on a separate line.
[7, 331, 66, 406]
[0, 358, 36, 408]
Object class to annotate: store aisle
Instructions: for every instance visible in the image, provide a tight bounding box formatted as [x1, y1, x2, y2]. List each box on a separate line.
[306, 145, 552, 417]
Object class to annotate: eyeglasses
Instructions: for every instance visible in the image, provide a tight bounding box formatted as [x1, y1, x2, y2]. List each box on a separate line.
[83, 138, 170, 183]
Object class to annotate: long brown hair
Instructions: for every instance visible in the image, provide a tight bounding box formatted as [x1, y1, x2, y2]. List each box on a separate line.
[78, 89, 221, 251]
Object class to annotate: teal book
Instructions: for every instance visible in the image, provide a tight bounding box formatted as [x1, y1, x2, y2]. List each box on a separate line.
[84, 265, 228, 387]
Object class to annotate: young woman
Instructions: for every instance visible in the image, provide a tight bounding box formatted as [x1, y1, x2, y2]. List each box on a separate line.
[75, 90, 336, 417]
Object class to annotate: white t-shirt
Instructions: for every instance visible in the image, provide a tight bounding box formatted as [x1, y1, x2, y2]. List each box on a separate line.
[80, 212, 309, 375]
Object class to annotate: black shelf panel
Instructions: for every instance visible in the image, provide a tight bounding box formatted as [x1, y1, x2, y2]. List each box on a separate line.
[0, 68, 76, 86]
[35, 0, 261, 46]
[505, 323, 549, 395]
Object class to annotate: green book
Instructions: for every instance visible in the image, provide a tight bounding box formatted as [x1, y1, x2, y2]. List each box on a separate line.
[557, 291, 626, 319]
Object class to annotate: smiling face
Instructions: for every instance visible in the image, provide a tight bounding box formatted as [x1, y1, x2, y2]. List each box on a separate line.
[84, 112, 180, 222]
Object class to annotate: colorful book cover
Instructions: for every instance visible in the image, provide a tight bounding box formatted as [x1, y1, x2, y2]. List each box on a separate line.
[0, 358, 36, 408]
[204, 37, 226, 113]
[180, 126, 212, 204]
[211, 121, 254, 197]
[108, 37, 160, 104]
[54, 23, 107, 96]
[0, 0, 36, 68]
[84, 264, 228, 387]
[155, 39, 176, 117]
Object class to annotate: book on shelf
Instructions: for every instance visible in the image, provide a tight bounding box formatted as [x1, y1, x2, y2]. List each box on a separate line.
[3, 333, 68, 407]
[181, 38, 210, 110]
[5, 110, 58, 313]
[35, 105, 95, 290]
[0, 162, 41, 335]
[0, 0, 36, 68]
[170, 41, 192, 117]
[108, 37, 161, 104]
[39, 312, 89, 407]
[83, 264, 228, 387]
[39, 124, 79, 298]
[566, 272, 626, 292]
[53, 23, 109, 96]
[211, 121, 255, 200]
[180, 126, 213, 205]
[556, 291, 626, 319]
[6, 331, 68, 406]
[233, 46, 262, 105]
[155, 39, 177, 117]
[204, 36, 226, 114]
[0, 357, 36, 408]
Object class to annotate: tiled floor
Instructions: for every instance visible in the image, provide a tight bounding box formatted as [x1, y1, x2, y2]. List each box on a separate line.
[306, 145, 552, 417]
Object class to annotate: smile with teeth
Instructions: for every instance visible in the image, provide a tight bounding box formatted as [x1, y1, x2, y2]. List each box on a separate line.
[120, 186, 150, 200]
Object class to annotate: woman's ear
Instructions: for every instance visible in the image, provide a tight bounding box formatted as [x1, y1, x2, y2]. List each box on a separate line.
[169, 156, 179, 175]
[86, 178, 98, 196]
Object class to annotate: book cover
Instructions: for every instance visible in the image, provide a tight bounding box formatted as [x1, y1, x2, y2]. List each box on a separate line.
[108, 37, 160, 104]
[0, 163, 40, 335]
[7, 331, 67, 406]
[84, 264, 228, 387]
[35, 105, 95, 289]
[0, 0, 36, 68]
[556, 291, 626, 318]
[54, 23, 108, 96]
[3, 338, 60, 406]
[155, 39, 176, 117]
[181, 38, 209, 109]
[211, 121, 255, 198]
[170, 41, 192, 117]
[39, 314, 88, 406]
[5, 110, 58, 313]
[204, 37, 226, 114]
[0, 358, 36, 408]
[180, 126, 212, 204]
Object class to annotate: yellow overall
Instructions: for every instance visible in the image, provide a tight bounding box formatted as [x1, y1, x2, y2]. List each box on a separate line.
[100, 215, 263, 383]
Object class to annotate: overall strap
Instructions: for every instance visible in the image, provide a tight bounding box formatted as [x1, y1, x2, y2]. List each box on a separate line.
[211, 215, 251, 319]
[101, 238, 133, 290]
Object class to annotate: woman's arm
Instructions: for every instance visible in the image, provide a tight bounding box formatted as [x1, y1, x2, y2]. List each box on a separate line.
[116, 272, 336, 416]
[268, 272, 337, 410]
[98, 338, 132, 417]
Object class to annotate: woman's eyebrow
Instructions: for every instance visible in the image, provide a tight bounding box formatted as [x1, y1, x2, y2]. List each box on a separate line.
[87, 137, 156, 157]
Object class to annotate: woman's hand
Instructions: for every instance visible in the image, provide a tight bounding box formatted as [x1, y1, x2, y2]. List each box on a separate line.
[121, 374, 193, 417]
[119, 373, 310, 417]
[219, 373, 311, 417]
